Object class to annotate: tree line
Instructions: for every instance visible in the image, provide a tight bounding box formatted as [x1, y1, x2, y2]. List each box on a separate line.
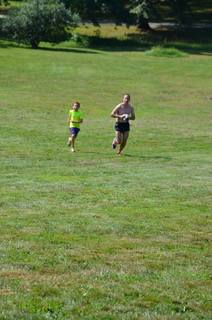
[0, 0, 199, 48]
[64, 0, 190, 29]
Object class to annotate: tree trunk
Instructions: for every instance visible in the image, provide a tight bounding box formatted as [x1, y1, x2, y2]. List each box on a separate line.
[30, 39, 39, 49]
[137, 17, 152, 31]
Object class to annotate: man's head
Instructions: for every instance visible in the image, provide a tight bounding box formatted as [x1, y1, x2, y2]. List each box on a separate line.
[123, 94, 130, 104]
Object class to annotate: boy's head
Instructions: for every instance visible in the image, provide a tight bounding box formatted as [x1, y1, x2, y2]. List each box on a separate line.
[72, 101, 80, 111]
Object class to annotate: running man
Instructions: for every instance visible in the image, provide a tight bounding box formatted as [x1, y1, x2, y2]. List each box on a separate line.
[111, 94, 135, 155]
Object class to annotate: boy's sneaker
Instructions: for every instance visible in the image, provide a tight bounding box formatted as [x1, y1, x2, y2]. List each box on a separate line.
[71, 147, 75, 152]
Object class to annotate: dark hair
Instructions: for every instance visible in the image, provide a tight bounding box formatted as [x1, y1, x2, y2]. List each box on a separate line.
[72, 101, 80, 107]
[123, 94, 130, 100]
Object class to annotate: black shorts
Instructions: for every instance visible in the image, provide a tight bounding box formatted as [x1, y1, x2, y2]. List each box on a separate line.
[115, 122, 130, 132]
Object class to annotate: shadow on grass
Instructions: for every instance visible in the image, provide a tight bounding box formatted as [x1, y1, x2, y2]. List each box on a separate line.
[76, 28, 212, 55]
[141, 28, 212, 55]
[1, 28, 212, 55]
[38, 46, 100, 54]
[123, 154, 172, 160]
[79, 151, 172, 161]
[75, 35, 151, 52]
[0, 39, 100, 54]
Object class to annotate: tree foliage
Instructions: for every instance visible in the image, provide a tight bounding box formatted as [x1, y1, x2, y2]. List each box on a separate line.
[62, 0, 130, 25]
[2, 0, 80, 48]
[129, 0, 159, 30]
[167, 0, 191, 24]
[129, 0, 192, 29]
[0, 0, 9, 6]
[63, 0, 191, 30]
[0, 0, 197, 41]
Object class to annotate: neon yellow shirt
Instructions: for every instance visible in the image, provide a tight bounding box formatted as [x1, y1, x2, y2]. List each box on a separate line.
[69, 110, 83, 129]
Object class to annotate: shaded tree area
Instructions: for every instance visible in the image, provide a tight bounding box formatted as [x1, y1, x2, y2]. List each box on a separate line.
[60, 0, 194, 29]
[0, 0, 212, 48]
[129, 0, 212, 31]
[0, 0, 9, 5]
[62, 0, 131, 25]
[1, 1, 212, 27]
[169, 0, 191, 23]
[129, 0, 159, 30]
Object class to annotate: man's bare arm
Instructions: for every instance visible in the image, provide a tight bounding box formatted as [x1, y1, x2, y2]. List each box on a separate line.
[111, 105, 123, 119]
[129, 107, 135, 120]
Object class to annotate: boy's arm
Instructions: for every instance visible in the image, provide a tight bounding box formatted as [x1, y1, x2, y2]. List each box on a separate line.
[79, 112, 83, 123]
[68, 109, 72, 125]
[67, 115, 71, 125]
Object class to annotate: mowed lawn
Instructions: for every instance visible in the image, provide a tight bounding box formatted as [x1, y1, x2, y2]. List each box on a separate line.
[0, 38, 211, 319]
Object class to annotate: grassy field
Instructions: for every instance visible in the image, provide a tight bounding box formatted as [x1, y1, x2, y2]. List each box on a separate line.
[0, 30, 212, 319]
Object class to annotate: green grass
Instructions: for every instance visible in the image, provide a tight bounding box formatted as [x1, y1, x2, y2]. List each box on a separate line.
[144, 46, 188, 58]
[0, 33, 212, 319]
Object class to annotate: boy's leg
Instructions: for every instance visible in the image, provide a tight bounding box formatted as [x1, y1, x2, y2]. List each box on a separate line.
[67, 127, 72, 146]
[67, 137, 71, 146]
[68, 128, 80, 151]
[70, 135, 76, 152]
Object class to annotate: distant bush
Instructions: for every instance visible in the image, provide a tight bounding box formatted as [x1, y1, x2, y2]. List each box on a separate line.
[1, 0, 80, 48]
[145, 46, 188, 57]
[0, 0, 9, 6]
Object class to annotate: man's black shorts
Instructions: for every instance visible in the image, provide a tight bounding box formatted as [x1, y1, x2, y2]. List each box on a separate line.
[115, 122, 130, 132]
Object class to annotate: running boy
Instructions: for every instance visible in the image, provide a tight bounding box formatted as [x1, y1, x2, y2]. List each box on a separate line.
[67, 101, 83, 152]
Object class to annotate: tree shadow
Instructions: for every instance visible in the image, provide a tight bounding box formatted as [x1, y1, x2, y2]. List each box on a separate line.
[39, 46, 100, 54]
[0, 39, 100, 54]
[127, 28, 212, 55]
[76, 35, 151, 52]
[77, 28, 212, 55]
[1, 27, 212, 55]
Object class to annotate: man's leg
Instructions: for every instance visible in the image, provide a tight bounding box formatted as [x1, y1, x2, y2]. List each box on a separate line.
[117, 131, 129, 154]
[112, 131, 122, 149]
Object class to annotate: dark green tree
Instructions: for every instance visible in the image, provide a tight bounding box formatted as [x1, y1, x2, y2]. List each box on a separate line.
[129, 0, 160, 30]
[62, 0, 130, 25]
[2, 0, 80, 48]
[167, 0, 191, 24]
[0, 0, 9, 6]
[129, 0, 192, 30]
